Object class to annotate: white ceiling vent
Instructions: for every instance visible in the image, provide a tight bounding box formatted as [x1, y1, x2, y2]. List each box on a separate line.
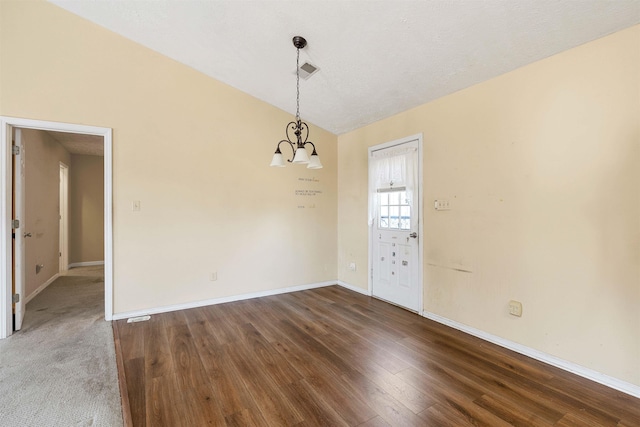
[299, 62, 319, 80]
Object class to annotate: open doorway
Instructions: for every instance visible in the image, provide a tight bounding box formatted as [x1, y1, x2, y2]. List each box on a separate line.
[1, 117, 113, 339]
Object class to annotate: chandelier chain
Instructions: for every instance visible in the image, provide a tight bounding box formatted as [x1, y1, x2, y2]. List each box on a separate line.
[296, 47, 300, 123]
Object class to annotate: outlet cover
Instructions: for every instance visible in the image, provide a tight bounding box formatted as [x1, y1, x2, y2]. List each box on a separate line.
[508, 300, 523, 317]
[210, 272, 218, 281]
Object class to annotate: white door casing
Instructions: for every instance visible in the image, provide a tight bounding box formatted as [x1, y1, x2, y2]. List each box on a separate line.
[0, 117, 114, 339]
[368, 135, 423, 313]
[13, 129, 26, 330]
[59, 163, 69, 272]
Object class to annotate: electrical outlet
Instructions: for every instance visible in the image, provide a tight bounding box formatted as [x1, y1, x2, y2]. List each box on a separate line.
[210, 272, 218, 281]
[348, 262, 356, 271]
[508, 300, 523, 317]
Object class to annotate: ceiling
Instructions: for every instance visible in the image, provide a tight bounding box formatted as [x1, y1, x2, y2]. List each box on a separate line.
[49, 0, 640, 135]
[46, 131, 104, 156]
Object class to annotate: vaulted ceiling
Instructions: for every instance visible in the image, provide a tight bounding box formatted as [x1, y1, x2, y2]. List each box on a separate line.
[50, 0, 640, 135]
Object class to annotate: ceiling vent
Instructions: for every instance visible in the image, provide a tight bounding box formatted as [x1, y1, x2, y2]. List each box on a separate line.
[299, 62, 319, 80]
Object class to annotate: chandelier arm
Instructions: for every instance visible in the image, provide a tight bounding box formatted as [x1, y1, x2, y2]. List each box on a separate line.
[277, 139, 296, 162]
[285, 121, 300, 144]
[297, 121, 309, 145]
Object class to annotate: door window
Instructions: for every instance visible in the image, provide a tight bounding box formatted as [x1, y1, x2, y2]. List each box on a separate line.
[378, 190, 411, 230]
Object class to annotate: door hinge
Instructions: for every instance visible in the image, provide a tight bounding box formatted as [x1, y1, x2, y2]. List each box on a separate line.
[11, 219, 19, 229]
[12, 294, 19, 304]
[12, 145, 20, 155]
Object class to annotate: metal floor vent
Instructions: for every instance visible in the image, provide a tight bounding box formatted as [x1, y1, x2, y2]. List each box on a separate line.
[299, 62, 319, 79]
[127, 315, 151, 323]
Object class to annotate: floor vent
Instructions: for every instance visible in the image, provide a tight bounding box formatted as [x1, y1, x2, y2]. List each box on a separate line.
[127, 315, 151, 323]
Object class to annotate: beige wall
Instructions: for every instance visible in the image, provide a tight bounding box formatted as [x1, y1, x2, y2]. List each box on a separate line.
[0, 1, 337, 313]
[21, 129, 70, 297]
[338, 26, 640, 386]
[69, 154, 104, 265]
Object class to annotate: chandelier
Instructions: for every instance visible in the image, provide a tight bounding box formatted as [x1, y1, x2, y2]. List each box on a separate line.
[270, 36, 322, 169]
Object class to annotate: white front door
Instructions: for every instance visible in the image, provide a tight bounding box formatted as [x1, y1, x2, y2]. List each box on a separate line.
[372, 189, 420, 311]
[370, 137, 422, 312]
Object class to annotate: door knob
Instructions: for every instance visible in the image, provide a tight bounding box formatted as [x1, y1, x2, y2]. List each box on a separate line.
[23, 232, 32, 238]
[409, 232, 417, 238]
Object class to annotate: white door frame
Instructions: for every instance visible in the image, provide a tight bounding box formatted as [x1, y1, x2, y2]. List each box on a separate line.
[0, 116, 114, 338]
[368, 133, 424, 313]
[13, 129, 25, 330]
[59, 162, 69, 272]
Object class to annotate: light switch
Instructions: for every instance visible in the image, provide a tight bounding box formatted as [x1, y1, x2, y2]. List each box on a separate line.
[434, 199, 451, 210]
[132, 201, 141, 211]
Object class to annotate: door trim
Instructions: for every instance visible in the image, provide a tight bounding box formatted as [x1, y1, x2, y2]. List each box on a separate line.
[59, 162, 69, 272]
[0, 116, 114, 339]
[367, 133, 424, 313]
[13, 129, 25, 330]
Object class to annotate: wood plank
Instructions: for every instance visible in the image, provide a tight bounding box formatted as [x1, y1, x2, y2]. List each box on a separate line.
[419, 403, 477, 427]
[224, 336, 304, 425]
[112, 321, 135, 427]
[123, 357, 146, 427]
[166, 316, 226, 425]
[281, 379, 350, 426]
[358, 416, 393, 427]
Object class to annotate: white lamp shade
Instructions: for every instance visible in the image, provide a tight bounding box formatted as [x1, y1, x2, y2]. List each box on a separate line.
[270, 152, 285, 167]
[307, 154, 323, 169]
[292, 146, 310, 164]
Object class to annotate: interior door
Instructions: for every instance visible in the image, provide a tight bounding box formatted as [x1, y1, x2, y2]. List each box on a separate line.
[372, 188, 420, 311]
[13, 129, 25, 330]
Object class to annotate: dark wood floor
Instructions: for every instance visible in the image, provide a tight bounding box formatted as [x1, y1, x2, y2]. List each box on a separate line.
[113, 286, 640, 426]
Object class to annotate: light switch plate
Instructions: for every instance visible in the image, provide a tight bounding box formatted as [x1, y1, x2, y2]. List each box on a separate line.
[434, 199, 451, 210]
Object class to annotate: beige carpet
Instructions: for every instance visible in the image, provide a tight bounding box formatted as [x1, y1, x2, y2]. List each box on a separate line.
[0, 266, 123, 426]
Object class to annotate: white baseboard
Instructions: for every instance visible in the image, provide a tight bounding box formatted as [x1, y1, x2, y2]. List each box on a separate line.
[422, 311, 640, 399]
[24, 273, 59, 304]
[67, 261, 105, 269]
[337, 280, 371, 296]
[112, 280, 337, 321]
